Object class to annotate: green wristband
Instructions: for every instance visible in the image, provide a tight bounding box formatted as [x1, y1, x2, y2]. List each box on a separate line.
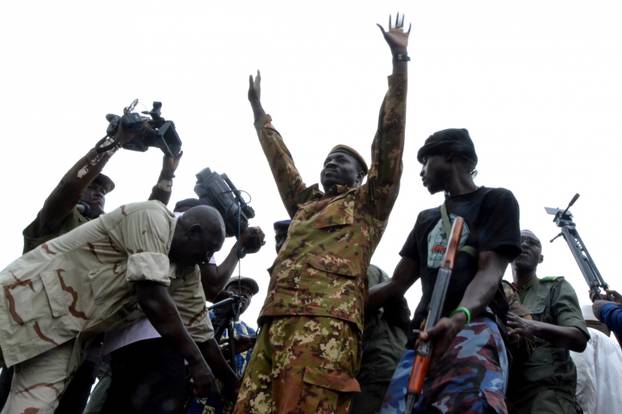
[451, 306, 472, 324]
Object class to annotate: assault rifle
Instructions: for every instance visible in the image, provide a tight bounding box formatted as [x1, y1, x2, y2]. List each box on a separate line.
[405, 216, 465, 411]
[546, 193, 608, 297]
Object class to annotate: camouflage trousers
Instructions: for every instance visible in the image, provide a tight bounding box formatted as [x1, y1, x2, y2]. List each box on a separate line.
[233, 316, 361, 414]
[1, 340, 75, 414]
[380, 316, 509, 414]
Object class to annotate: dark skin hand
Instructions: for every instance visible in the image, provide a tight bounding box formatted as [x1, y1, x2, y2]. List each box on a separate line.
[248, 70, 265, 124]
[39, 116, 168, 232]
[135, 281, 215, 397]
[377, 12, 411, 75]
[591, 289, 622, 305]
[247, 13, 411, 123]
[221, 334, 256, 356]
[148, 151, 183, 206]
[369, 250, 509, 361]
[420, 251, 510, 360]
[506, 312, 587, 352]
[198, 338, 240, 399]
[201, 226, 265, 302]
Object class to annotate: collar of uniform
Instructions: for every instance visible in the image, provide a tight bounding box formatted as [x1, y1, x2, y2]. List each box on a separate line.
[333, 184, 352, 195]
[299, 183, 354, 201]
[517, 276, 538, 292]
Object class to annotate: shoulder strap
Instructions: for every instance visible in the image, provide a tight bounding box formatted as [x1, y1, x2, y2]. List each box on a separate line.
[540, 276, 564, 283]
[441, 202, 477, 257]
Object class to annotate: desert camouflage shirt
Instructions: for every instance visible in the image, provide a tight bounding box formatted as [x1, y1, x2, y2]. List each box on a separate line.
[255, 73, 407, 332]
[0, 200, 212, 367]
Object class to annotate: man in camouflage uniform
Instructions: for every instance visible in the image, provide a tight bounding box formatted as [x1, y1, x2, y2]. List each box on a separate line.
[0, 201, 224, 413]
[234, 14, 410, 414]
[506, 229, 589, 414]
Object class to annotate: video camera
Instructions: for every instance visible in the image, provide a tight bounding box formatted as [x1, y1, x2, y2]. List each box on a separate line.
[101, 99, 182, 156]
[194, 167, 255, 238]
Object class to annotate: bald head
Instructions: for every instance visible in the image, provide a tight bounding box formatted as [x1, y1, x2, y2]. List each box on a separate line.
[182, 205, 225, 238]
[169, 205, 226, 266]
[521, 229, 541, 246]
[512, 228, 543, 278]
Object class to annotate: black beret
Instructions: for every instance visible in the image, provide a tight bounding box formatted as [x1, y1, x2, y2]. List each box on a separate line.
[273, 220, 291, 232]
[417, 128, 478, 166]
[92, 173, 115, 193]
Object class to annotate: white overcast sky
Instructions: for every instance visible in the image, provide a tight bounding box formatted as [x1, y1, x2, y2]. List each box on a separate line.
[1, 1, 621, 327]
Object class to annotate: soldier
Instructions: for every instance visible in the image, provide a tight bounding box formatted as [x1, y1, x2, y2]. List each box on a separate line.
[506, 229, 589, 414]
[0, 118, 182, 413]
[234, 13, 410, 413]
[350, 264, 409, 414]
[371, 128, 522, 413]
[0, 202, 225, 413]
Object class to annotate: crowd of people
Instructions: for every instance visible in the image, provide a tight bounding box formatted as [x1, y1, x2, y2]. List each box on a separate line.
[0, 12, 621, 414]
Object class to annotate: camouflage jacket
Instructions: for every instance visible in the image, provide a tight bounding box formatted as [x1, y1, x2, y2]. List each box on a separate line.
[255, 74, 407, 332]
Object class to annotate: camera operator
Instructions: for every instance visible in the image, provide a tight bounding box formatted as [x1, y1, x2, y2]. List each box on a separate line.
[211, 277, 259, 376]
[0, 114, 182, 413]
[187, 277, 259, 414]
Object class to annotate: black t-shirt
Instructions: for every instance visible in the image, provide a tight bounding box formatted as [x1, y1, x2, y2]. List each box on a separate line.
[400, 187, 521, 327]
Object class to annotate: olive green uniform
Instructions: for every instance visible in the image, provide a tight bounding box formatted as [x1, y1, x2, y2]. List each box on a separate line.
[23, 207, 89, 254]
[350, 265, 408, 414]
[234, 73, 407, 414]
[508, 276, 589, 414]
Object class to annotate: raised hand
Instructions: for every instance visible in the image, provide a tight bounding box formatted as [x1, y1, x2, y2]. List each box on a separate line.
[377, 12, 411, 53]
[161, 151, 183, 179]
[239, 226, 266, 254]
[248, 70, 261, 103]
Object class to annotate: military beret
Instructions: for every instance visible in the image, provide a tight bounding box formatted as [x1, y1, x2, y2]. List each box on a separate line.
[273, 220, 291, 232]
[224, 277, 259, 295]
[92, 173, 115, 193]
[328, 145, 369, 176]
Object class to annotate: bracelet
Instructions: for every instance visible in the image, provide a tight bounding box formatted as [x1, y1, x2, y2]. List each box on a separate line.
[450, 306, 472, 324]
[156, 179, 173, 192]
[394, 53, 410, 62]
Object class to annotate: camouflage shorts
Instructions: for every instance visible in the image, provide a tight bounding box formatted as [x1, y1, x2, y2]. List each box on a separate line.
[233, 316, 361, 414]
[380, 316, 509, 414]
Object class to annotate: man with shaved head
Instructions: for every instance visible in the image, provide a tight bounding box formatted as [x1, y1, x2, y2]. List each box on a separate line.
[235, 14, 410, 413]
[506, 229, 589, 414]
[0, 201, 226, 413]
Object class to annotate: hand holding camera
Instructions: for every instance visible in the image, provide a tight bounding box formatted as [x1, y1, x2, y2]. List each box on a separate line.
[100, 99, 182, 157]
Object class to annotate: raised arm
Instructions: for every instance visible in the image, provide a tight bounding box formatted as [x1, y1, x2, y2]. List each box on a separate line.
[36, 119, 138, 233]
[248, 71, 307, 217]
[200, 226, 265, 302]
[366, 14, 410, 220]
[148, 152, 182, 205]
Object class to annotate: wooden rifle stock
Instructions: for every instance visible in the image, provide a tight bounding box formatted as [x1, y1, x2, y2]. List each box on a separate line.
[406, 216, 465, 400]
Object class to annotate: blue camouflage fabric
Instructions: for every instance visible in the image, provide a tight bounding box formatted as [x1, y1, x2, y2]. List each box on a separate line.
[380, 316, 509, 414]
